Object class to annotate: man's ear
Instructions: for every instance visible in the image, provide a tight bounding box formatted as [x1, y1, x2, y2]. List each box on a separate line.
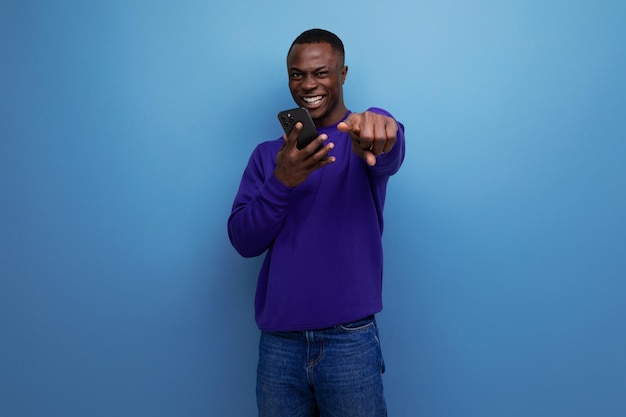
[342, 65, 349, 84]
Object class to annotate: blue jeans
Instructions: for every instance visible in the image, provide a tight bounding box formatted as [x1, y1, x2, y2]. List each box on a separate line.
[257, 316, 387, 417]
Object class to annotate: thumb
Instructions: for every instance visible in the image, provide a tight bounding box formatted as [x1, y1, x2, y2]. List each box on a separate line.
[350, 139, 377, 167]
[362, 150, 377, 166]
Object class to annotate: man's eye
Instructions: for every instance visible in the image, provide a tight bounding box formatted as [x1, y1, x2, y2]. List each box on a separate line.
[291, 73, 303, 79]
[316, 72, 329, 77]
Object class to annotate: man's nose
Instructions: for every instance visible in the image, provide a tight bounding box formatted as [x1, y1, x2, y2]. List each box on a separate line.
[302, 74, 317, 90]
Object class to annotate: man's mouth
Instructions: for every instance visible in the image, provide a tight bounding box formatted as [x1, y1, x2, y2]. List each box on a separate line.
[302, 96, 324, 107]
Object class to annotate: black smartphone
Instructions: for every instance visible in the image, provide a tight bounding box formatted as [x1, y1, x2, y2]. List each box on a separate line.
[277, 107, 318, 150]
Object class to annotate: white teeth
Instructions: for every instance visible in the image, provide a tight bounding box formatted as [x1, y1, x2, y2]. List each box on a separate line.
[303, 96, 323, 104]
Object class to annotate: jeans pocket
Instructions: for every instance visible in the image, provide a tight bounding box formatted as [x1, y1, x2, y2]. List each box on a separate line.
[338, 315, 375, 332]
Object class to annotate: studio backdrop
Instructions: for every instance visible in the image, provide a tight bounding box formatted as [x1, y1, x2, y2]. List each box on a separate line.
[1, 1, 624, 416]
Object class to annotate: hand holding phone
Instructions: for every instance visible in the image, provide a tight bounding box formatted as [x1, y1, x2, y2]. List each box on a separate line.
[274, 107, 334, 187]
[277, 107, 318, 150]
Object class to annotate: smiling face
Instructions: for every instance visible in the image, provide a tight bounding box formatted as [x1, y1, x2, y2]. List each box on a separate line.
[287, 42, 348, 128]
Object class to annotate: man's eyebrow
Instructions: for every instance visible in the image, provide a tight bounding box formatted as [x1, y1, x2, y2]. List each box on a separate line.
[289, 66, 329, 73]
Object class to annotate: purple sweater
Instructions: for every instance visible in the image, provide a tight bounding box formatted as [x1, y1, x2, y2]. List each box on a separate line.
[228, 108, 405, 331]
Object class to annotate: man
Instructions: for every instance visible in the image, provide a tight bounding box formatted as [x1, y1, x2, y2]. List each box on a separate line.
[228, 28, 405, 417]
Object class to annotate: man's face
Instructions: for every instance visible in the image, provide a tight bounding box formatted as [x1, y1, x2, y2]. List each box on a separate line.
[287, 42, 348, 128]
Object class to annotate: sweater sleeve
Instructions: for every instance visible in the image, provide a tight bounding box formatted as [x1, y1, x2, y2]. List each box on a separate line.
[366, 107, 406, 176]
[227, 146, 293, 258]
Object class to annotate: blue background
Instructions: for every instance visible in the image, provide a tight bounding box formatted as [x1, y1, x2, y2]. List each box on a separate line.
[1, 1, 624, 416]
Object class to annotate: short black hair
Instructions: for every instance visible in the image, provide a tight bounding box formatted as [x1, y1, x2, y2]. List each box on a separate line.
[288, 28, 345, 63]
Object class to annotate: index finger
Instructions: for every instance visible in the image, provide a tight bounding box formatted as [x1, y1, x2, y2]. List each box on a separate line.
[337, 116, 363, 148]
[337, 113, 361, 134]
[284, 121, 303, 146]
